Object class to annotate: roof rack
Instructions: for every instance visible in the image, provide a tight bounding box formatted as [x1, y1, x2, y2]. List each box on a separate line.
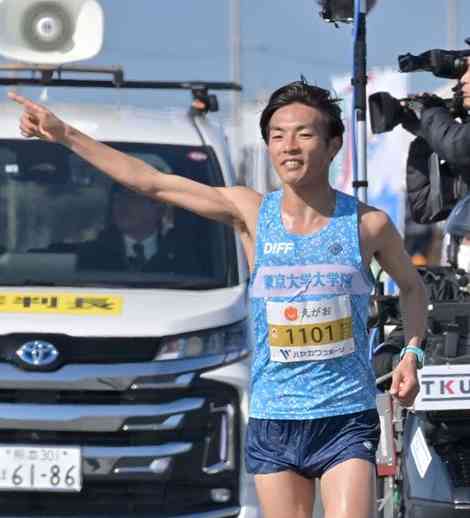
[0, 64, 242, 112]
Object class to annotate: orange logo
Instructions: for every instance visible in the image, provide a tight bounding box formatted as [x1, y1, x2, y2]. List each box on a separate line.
[284, 306, 298, 321]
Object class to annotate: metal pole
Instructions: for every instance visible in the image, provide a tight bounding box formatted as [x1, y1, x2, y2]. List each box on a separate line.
[447, 0, 458, 50]
[230, 0, 242, 181]
[352, 0, 368, 203]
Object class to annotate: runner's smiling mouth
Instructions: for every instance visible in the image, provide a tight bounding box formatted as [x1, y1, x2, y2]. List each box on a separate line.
[283, 159, 304, 170]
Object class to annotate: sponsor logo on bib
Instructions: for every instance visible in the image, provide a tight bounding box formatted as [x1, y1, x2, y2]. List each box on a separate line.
[267, 295, 355, 363]
[263, 242, 294, 254]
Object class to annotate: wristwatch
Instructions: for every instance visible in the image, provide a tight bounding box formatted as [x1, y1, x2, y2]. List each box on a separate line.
[399, 345, 424, 369]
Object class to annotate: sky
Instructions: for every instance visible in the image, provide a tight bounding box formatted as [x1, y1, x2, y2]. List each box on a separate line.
[1, 0, 469, 112]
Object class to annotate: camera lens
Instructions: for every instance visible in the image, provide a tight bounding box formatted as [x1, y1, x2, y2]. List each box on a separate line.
[454, 58, 468, 79]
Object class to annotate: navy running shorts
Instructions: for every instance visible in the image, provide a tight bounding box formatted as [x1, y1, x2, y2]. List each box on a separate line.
[245, 409, 380, 478]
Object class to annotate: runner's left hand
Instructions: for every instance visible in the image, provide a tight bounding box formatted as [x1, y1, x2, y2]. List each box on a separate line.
[389, 355, 420, 407]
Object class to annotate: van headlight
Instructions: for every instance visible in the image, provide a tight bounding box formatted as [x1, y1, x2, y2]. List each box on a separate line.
[154, 320, 250, 361]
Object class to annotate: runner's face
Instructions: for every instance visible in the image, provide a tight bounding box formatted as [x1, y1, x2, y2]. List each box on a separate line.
[267, 103, 340, 187]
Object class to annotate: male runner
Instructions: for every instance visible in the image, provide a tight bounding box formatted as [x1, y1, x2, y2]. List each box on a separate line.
[9, 81, 427, 518]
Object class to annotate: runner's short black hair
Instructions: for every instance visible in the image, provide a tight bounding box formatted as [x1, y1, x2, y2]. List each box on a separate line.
[260, 80, 345, 143]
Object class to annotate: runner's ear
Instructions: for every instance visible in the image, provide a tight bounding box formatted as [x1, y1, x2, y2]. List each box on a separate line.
[329, 136, 342, 162]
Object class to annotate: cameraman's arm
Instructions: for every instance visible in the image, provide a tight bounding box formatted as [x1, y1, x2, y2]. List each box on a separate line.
[406, 137, 432, 224]
[420, 106, 470, 170]
[406, 136, 458, 224]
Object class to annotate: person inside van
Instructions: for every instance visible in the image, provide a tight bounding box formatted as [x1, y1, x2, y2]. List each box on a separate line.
[78, 184, 197, 273]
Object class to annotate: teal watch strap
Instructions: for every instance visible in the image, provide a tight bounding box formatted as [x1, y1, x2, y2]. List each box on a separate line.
[400, 345, 424, 369]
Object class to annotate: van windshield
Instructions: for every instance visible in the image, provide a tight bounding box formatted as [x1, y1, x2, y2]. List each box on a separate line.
[0, 140, 238, 289]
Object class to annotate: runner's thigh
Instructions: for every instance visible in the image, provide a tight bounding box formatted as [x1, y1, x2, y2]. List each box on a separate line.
[255, 470, 315, 518]
[320, 458, 377, 518]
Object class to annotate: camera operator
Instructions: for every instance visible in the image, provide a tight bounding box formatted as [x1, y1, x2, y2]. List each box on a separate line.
[404, 58, 470, 225]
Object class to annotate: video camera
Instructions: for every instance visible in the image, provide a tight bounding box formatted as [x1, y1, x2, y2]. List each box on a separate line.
[369, 43, 470, 134]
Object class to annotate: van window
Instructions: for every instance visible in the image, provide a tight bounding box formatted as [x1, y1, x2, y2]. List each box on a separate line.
[0, 140, 238, 289]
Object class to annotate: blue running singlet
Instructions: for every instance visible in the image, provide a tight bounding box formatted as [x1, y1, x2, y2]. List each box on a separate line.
[249, 189, 376, 420]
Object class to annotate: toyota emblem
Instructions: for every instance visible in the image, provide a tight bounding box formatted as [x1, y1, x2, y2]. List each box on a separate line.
[16, 340, 59, 367]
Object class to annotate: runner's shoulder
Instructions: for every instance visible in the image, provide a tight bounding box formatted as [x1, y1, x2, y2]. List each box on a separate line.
[357, 201, 392, 235]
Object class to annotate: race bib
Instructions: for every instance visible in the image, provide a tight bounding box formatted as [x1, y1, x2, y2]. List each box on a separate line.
[267, 295, 354, 363]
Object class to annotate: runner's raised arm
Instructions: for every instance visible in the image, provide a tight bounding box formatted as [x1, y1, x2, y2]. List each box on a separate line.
[8, 92, 261, 235]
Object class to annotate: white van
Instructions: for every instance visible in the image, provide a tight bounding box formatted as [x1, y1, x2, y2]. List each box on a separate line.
[0, 67, 259, 517]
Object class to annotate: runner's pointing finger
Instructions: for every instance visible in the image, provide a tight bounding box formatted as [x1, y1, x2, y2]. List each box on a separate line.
[7, 91, 26, 105]
[8, 92, 65, 142]
[8, 92, 45, 115]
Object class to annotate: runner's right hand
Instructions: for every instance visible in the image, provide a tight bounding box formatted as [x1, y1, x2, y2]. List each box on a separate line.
[8, 92, 67, 143]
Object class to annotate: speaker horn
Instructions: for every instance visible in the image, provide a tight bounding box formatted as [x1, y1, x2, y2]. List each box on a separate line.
[0, 0, 104, 65]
